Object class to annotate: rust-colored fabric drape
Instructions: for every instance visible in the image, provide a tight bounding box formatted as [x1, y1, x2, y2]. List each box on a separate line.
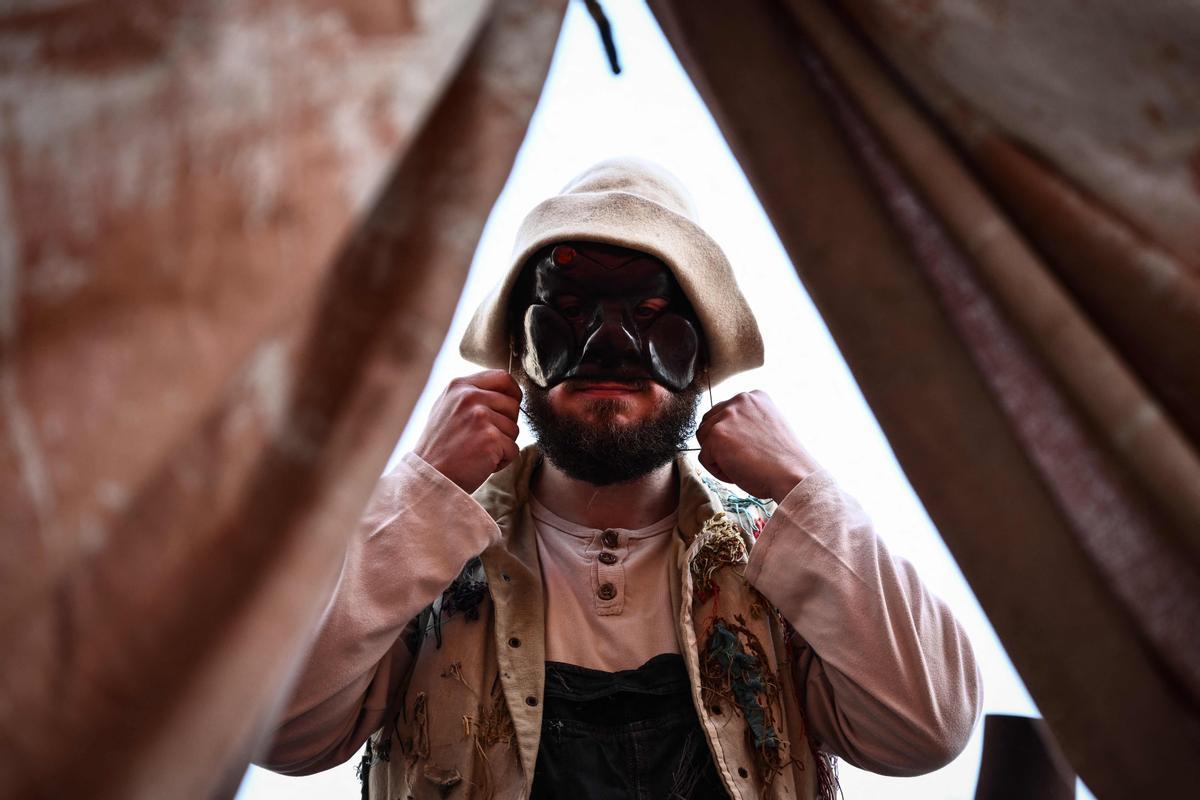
[0, 1, 566, 797]
[648, 1, 1200, 797]
[6, 1, 1197, 798]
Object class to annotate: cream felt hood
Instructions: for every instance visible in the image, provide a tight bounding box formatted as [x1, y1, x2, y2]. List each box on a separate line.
[459, 157, 765, 386]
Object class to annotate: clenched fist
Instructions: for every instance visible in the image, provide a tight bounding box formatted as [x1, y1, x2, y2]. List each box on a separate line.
[696, 390, 822, 502]
[413, 370, 522, 494]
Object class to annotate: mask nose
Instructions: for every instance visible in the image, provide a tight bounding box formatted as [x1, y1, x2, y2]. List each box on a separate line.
[578, 307, 640, 371]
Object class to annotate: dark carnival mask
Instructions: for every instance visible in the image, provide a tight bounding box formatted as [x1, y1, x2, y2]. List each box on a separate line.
[513, 242, 703, 391]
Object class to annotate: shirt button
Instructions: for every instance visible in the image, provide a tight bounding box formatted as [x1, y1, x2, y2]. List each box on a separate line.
[508, 637, 521, 648]
[601, 530, 619, 548]
[598, 551, 618, 565]
[525, 695, 539, 707]
[597, 582, 617, 601]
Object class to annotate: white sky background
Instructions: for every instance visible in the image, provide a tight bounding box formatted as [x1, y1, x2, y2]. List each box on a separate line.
[241, 3, 1095, 798]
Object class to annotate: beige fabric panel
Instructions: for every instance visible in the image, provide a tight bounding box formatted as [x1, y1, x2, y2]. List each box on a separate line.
[784, 0, 1200, 553]
[647, 1, 1200, 797]
[0, 0, 490, 619]
[0, 0, 566, 797]
[968, 134, 1200, 463]
[839, 0, 1200, 266]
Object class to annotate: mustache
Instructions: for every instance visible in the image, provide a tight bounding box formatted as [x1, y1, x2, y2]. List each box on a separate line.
[561, 376, 652, 391]
[565, 362, 651, 378]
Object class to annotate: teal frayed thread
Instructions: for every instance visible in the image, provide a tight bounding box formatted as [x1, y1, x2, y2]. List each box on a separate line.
[704, 618, 781, 752]
[701, 476, 773, 540]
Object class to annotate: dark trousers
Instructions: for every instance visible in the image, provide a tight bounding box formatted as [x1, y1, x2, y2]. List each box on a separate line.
[530, 654, 730, 800]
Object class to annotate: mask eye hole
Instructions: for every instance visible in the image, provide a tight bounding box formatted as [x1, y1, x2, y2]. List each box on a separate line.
[634, 298, 668, 321]
[554, 296, 585, 321]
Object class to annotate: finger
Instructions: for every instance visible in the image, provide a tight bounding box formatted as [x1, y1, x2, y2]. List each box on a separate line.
[468, 369, 523, 401]
[473, 390, 521, 419]
[697, 448, 731, 483]
[703, 392, 743, 415]
[486, 408, 519, 440]
[704, 395, 740, 418]
[698, 396, 749, 441]
[696, 406, 728, 439]
[496, 433, 520, 469]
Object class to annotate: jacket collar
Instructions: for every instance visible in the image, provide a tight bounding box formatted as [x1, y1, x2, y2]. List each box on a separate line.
[472, 444, 724, 545]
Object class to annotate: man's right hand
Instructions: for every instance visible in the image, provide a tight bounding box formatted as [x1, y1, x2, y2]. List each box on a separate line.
[413, 370, 523, 494]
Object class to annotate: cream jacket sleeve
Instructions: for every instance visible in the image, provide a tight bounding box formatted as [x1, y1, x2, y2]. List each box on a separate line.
[744, 470, 983, 776]
[258, 452, 501, 775]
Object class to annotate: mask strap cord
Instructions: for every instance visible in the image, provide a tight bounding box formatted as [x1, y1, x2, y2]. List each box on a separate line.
[679, 368, 712, 453]
[509, 342, 531, 419]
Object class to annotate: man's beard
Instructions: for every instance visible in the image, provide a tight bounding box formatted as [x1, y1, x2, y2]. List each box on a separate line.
[521, 377, 703, 486]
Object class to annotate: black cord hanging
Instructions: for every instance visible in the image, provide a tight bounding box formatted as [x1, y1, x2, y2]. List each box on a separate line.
[583, 0, 622, 74]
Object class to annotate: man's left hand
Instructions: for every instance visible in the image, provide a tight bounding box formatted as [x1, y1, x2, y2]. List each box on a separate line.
[695, 390, 822, 502]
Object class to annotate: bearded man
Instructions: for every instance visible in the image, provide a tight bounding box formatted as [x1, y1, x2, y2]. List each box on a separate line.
[259, 159, 982, 799]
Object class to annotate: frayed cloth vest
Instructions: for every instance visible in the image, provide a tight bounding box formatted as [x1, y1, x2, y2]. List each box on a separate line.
[359, 449, 836, 800]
